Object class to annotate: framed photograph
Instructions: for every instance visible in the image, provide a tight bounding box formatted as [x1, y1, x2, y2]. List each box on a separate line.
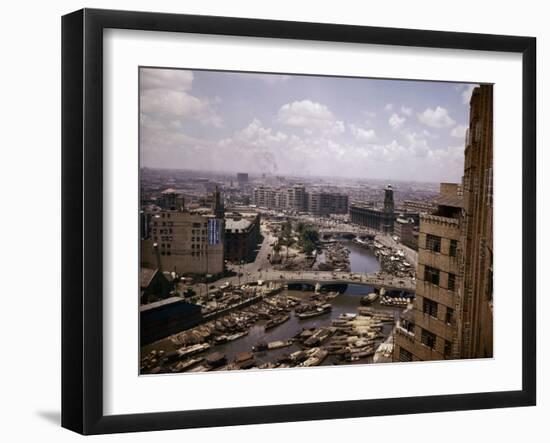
[61, 8, 536, 435]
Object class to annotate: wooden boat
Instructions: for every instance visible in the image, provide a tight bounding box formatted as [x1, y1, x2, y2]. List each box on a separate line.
[360, 292, 379, 305]
[296, 304, 332, 319]
[265, 314, 290, 330]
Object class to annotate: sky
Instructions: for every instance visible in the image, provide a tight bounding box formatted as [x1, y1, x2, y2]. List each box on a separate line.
[139, 68, 478, 183]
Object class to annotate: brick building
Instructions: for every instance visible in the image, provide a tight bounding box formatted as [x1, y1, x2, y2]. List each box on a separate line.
[349, 185, 395, 233]
[224, 212, 261, 263]
[393, 85, 493, 363]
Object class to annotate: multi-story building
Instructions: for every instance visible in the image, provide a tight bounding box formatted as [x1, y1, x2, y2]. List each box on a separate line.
[402, 200, 435, 214]
[394, 183, 462, 362]
[159, 188, 185, 211]
[349, 185, 395, 233]
[307, 192, 349, 216]
[224, 212, 261, 262]
[393, 84, 493, 363]
[252, 186, 278, 209]
[394, 216, 416, 247]
[286, 185, 307, 212]
[236, 172, 249, 188]
[140, 209, 225, 276]
[459, 84, 493, 359]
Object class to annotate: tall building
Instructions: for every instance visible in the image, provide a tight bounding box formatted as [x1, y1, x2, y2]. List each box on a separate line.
[349, 185, 395, 233]
[393, 84, 493, 362]
[286, 185, 307, 212]
[394, 183, 462, 362]
[307, 192, 349, 216]
[160, 188, 185, 211]
[141, 210, 225, 276]
[213, 185, 225, 219]
[384, 184, 395, 214]
[224, 212, 261, 262]
[237, 172, 249, 188]
[459, 84, 493, 359]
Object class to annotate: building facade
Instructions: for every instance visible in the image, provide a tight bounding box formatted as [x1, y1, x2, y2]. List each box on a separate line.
[141, 210, 225, 276]
[402, 200, 435, 214]
[393, 85, 493, 363]
[225, 212, 261, 262]
[237, 172, 249, 188]
[349, 185, 395, 233]
[394, 185, 462, 362]
[307, 192, 349, 216]
[252, 185, 345, 215]
[459, 84, 493, 359]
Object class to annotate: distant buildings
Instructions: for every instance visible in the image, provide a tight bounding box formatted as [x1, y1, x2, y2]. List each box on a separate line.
[394, 216, 417, 249]
[225, 212, 261, 263]
[349, 185, 395, 233]
[159, 188, 185, 211]
[393, 84, 493, 362]
[308, 191, 349, 216]
[252, 184, 348, 215]
[237, 172, 249, 188]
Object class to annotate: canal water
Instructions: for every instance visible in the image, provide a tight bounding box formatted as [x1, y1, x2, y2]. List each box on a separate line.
[209, 241, 403, 367]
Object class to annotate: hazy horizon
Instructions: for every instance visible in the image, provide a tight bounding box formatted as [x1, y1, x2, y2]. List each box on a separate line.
[140, 68, 476, 183]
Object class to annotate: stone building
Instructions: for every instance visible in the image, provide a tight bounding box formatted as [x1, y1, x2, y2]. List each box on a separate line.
[393, 85, 493, 363]
[394, 184, 462, 362]
[394, 216, 416, 248]
[140, 209, 225, 276]
[307, 191, 349, 216]
[159, 188, 185, 211]
[349, 185, 395, 233]
[224, 212, 261, 263]
[459, 84, 494, 359]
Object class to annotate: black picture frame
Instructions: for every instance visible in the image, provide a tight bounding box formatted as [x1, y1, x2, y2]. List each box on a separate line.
[61, 8, 537, 435]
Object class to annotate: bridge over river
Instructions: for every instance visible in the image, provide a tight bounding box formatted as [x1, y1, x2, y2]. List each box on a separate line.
[257, 269, 415, 292]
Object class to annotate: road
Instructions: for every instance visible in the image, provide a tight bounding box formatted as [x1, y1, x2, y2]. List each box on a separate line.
[196, 220, 416, 294]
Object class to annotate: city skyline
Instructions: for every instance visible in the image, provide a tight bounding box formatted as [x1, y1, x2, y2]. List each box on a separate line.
[140, 68, 478, 182]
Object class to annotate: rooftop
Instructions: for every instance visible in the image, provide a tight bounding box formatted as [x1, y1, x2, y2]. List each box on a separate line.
[140, 267, 158, 288]
[225, 218, 252, 232]
[435, 193, 463, 209]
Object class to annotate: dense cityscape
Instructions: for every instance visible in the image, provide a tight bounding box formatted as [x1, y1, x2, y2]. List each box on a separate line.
[139, 71, 493, 374]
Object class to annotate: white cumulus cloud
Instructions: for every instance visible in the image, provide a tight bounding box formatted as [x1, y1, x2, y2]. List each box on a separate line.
[417, 106, 455, 128]
[349, 124, 377, 142]
[389, 113, 406, 130]
[277, 100, 341, 133]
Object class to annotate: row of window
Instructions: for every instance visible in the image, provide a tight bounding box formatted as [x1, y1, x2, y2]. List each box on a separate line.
[425, 234, 458, 257]
[422, 298, 454, 324]
[153, 228, 173, 235]
[420, 329, 452, 358]
[424, 266, 456, 291]
[153, 236, 173, 242]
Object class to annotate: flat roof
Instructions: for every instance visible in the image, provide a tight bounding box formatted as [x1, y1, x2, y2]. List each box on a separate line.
[140, 296, 185, 312]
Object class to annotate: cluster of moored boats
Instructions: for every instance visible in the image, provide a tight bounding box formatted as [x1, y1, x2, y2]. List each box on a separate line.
[141, 278, 407, 374]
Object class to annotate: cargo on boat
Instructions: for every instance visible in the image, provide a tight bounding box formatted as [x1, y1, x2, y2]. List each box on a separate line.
[265, 313, 290, 330]
[177, 343, 210, 359]
[296, 303, 332, 319]
[267, 340, 293, 350]
[172, 357, 204, 373]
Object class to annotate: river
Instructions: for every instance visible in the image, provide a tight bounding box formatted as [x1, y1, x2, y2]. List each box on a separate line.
[209, 241, 404, 367]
